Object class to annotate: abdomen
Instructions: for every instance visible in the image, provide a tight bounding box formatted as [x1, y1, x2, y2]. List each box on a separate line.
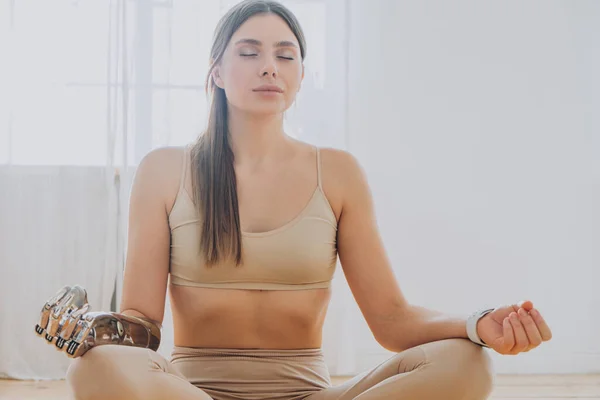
[169, 284, 331, 349]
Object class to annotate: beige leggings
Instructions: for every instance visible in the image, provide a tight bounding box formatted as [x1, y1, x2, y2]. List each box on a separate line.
[66, 338, 494, 400]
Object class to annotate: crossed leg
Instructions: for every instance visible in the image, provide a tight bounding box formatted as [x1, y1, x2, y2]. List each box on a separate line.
[66, 345, 213, 400]
[307, 338, 494, 400]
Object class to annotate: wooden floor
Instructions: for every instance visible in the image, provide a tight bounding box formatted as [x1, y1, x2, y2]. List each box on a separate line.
[1, 375, 599, 399]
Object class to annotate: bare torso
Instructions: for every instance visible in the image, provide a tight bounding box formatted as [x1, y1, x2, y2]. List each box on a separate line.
[165, 140, 343, 349]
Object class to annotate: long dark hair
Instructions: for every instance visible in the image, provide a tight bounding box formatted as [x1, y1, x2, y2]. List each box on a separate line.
[189, 0, 306, 267]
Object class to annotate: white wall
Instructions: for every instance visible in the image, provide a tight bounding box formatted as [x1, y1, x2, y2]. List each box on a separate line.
[346, 0, 599, 373]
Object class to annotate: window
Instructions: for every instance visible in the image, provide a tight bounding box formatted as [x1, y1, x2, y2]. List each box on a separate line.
[0, 0, 330, 166]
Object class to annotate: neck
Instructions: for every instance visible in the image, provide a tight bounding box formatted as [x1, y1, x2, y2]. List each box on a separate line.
[227, 107, 291, 167]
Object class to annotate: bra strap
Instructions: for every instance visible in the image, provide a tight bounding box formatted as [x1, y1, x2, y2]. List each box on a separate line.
[178, 144, 189, 194]
[315, 145, 323, 190]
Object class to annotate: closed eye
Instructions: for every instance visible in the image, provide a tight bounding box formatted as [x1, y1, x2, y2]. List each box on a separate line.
[239, 54, 294, 61]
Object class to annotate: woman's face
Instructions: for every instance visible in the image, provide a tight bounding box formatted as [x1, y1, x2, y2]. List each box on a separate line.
[212, 13, 304, 115]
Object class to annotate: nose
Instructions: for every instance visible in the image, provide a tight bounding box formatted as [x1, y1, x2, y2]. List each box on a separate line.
[259, 57, 278, 79]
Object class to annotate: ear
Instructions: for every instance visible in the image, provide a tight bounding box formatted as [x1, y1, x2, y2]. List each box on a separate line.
[212, 66, 224, 89]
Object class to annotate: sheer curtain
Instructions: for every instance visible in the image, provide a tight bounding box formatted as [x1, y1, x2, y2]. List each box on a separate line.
[0, 0, 354, 379]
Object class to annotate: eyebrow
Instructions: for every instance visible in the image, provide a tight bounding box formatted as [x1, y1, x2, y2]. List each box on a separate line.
[234, 38, 298, 49]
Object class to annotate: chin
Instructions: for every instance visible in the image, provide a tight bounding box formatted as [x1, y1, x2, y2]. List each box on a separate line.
[243, 104, 290, 116]
[229, 96, 292, 116]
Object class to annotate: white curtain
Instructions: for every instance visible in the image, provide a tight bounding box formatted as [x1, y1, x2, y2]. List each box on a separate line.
[0, 0, 128, 379]
[0, 0, 354, 379]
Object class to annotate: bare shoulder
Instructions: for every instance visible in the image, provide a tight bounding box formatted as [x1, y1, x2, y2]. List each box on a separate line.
[134, 145, 187, 214]
[139, 145, 185, 169]
[318, 147, 363, 174]
[317, 147, 367, 220]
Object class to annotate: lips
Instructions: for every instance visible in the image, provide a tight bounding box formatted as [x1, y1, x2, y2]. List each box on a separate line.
[253, 84, 283, 93]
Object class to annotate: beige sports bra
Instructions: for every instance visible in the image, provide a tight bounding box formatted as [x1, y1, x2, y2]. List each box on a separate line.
[168, 144, 338, 290]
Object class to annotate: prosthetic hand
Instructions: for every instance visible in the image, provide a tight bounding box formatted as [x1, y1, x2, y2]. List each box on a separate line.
[35, 285, 161, 358]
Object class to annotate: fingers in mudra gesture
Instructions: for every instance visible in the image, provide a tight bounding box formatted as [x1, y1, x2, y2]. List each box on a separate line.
[478, 300, 553, 355]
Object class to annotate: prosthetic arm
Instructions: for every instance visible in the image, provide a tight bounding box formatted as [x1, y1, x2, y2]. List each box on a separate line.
[35, 285, 161, 358]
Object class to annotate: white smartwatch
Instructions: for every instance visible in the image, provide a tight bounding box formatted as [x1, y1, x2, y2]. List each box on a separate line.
[466, 308, 495, 347]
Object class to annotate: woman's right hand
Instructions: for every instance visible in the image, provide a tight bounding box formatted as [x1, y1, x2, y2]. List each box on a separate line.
[36, 285, 162, 358]
[35, 285, 96, 358]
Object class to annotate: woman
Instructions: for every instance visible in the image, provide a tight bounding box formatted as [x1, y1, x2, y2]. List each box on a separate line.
[36, 1, 552, 399]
